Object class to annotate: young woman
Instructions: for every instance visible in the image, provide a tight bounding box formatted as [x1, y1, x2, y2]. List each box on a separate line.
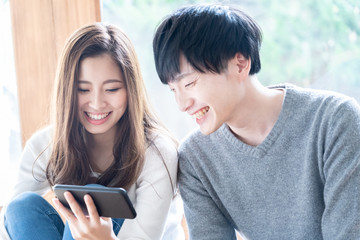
[0, 23, 184, 240]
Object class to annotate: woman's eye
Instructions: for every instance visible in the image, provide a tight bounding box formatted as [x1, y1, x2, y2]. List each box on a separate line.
[106, 88, 121, 92]
[78, 88, 89, 93]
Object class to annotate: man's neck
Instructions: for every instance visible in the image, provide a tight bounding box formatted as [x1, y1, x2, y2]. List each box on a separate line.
[227, 77, 284, 146]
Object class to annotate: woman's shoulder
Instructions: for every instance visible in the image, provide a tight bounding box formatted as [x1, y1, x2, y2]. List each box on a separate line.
[26, 125, 52, 145]
[24, 125, 53, 157]
[137, 131, 178, 195]
[22, 126, 52, 165]
[142, 132, 178, 175]
[146, 132, 178, 161]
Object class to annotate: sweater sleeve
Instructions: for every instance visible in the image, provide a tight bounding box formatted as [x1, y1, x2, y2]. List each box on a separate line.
[11, 127, 52, 199]
[178, 152, 237, 240]
[321, 98, 360, 239]
[0, 127, 52, 240]
[117, 136, 180, 240]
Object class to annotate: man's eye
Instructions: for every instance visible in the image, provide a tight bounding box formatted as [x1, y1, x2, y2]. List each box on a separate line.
[185, 80, 197, 88]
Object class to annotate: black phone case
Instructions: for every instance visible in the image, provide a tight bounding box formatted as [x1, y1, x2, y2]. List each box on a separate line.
[54, 184, 136, 219]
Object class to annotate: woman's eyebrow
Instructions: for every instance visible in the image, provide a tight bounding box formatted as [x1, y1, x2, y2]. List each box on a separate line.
[77, 79, 124, 84]
[78, 80, 91, 84]
[103, 79, 124, 84]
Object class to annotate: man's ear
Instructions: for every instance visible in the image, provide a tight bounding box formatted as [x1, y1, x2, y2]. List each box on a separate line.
[235, 53, 251, 74]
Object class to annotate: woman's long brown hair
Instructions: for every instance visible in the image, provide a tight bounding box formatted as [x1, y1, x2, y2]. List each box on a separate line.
[46, 23, 176, 190]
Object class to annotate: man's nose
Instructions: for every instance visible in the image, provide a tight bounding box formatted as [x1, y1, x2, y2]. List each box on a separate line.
[175, 92, 193, 112]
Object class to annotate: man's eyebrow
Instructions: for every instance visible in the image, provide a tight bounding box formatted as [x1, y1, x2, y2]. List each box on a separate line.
[173, 71, 196, 81]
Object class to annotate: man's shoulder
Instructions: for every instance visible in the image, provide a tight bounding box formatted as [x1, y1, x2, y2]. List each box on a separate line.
[280, 84, 357, 115]
[178, 126, 227, 156]
[179, 128, 210, 151]
[285, 83, 354, 102]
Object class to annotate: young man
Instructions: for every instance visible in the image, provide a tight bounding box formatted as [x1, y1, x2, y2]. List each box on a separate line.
[153, 4, 360, 240]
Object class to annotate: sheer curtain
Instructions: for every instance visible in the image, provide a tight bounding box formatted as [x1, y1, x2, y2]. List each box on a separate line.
[0, 1, 21, 205]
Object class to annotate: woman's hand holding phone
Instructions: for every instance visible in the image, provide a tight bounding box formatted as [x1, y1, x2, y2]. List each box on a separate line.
[52, 192, 117, 240]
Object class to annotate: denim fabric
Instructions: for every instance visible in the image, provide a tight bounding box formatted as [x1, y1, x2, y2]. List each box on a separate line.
[4, 192, 123, 240]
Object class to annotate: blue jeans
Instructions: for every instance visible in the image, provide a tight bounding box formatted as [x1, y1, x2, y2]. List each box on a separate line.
[4, 192, 124, 240]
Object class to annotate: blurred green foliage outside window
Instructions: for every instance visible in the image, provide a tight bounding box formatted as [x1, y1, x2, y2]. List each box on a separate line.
[102, 0, 360, 139]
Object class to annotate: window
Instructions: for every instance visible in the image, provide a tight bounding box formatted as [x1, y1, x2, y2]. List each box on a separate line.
[102, 0, 360, 141]
[0, 0, 21, 205]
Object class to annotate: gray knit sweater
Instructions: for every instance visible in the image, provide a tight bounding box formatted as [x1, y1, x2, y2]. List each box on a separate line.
[178, 84, 360, 240]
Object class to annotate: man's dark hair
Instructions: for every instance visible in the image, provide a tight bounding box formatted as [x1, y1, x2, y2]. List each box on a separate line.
[153, 4, 262, 84]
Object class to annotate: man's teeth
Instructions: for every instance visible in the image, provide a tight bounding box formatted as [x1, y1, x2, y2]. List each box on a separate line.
[192, 107, 209, 119]
[87, 112, 110, 120]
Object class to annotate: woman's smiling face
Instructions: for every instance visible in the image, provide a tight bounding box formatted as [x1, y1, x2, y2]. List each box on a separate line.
[77, 53, 127, 136]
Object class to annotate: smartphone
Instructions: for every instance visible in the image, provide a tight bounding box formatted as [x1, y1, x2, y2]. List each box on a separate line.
[54, 184, 136, 219]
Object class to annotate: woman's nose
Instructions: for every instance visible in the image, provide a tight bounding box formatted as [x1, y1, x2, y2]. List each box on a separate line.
[89, 91, 106, 109]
